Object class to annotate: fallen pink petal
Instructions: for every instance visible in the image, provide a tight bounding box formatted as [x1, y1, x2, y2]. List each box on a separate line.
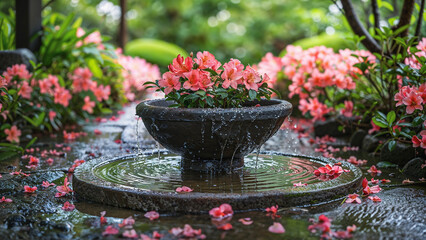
[144, 211, 160, 220]
[268, 222, 285, 234]
[238, 218, 253, 225]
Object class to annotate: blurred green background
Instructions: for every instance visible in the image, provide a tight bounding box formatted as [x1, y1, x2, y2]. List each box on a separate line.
[1, 0, 418, 65]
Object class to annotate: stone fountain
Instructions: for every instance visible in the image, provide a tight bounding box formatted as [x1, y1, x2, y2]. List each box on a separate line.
[73, 99, 362, 213]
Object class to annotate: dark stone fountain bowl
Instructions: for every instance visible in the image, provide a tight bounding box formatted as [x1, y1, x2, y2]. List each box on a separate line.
[136, 98, 292, 170]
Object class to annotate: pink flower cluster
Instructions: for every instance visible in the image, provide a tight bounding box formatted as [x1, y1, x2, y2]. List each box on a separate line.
[257, 45, 375, 120]
[76, 27, 104, 50]
[117, 53, 161, 101]
[308, 215, 356, 239]
[405, 38, 426, 69]
[158, 52, 270, 95]
[394, 84, 426, 114]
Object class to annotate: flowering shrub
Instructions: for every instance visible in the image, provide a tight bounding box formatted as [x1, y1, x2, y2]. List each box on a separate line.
[145, 51, 277, 108]
[257, 45, 375, 121]
[369, 38, 426, 151]
[0, 12, 159, 158]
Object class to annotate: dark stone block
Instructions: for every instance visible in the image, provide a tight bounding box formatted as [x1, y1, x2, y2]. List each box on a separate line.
[5, 214, 26, 228]
[314, 116, 357, 137]
[350, 129, 367, 148]
[362, 135, 380, 153]
[402, 157, 426, 179]
[0, 49, 36, 73]
[380, 142, 415, 167]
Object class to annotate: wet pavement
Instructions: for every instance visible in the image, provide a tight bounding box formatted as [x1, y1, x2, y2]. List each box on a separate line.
[0, 103, 425, 239]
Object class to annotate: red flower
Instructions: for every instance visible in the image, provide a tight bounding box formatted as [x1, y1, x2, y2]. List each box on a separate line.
[217, 223, 233, 230]
[24, 185, 37, 193]
[209, 203, 233, 219]
[381, 179, 391, 183]
[100, 211, 107, 225]
[94, 129, 102, 135]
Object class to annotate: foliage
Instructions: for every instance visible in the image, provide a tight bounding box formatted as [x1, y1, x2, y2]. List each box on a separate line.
[366, 37, 426, 151]
[33, 0, 352, 65]
[125, 38, 188, 67]
[0, 9, 15, 50]
[0, 11, 160, 158]
[145, 52, 277, 108]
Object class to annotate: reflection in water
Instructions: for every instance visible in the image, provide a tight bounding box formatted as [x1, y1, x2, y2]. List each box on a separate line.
[93, 153, 326, 193]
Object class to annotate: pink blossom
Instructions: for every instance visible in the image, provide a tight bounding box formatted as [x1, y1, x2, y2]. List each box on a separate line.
[5, 64, 32, 80]
[144, 211, 159, 220]
[94, 129, 102, 135]
[368, 120, 381, 134]
[176, 186, 193, 193]
[93, 84, 110, 102]
[18, 81, 33, 99]
[49, 111, 56, 121]
[56, 177, 72, 197]
[370, 185, 382, 194]
[71, 67, 93, 93]
[195, 51, 220, 70]
[119, 216, 135, 227]
[368, 196, 382, 202]
[54, 87, 72, 107]
[370, 178, 379, 184]
[402, 179, 414, 184]
[381, 179, 391, 183]
[268, 222, 285, 234]
[308, 215, 331, 236]
[345, 194, 361, 204]
[82, 96, 95, 113]
[39, 75, 59, 94]
[169, 224, 205, 239]
[256, 52, 283, 86]
[4, 126, 21, 143]
[158, 72, 181, 95]
[42, 181, 55, 188]
[102, 225, 119, 236]
[242, 66, 262, 91]
[123, 229, 138, 238]
[222, 58, 244, 89]
[293, 182, 308, 187]
[100, 211, 107, 224]
[0, 196, 12, 203]
[340, 100, 354, 117]
[182, 69, 211, 91]
[402, 91, 423, 114]
[367, 165, 382, 175]
[209, 203, 234, 219]
[168, 55, 193, 77]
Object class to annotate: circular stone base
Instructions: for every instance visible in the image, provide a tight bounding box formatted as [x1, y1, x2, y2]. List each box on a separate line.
[73, 150, 362, 213]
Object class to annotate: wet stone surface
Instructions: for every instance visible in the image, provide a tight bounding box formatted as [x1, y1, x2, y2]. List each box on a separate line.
[0, 103, 425, 239]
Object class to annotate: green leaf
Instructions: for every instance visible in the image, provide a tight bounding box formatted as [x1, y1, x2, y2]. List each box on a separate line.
[86, 57, 103, 78]
[248, 90, 256, 101]
[372, 116, 388, 128]
[386, 111, 396, 126]
[388, 140, 396, 151]
[25, 137, 38, 150]
[195, 90, 206, 96]
[381, 1, 394, 11]
[0, 150, 19, 160]
[0, 143, 23, 152]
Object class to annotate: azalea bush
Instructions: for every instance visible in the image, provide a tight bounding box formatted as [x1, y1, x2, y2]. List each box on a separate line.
[145, 51, 277, 108]
[0, 11, 160, 158]
[256, 45, 375, 121]
[368, 37, 426, 151]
